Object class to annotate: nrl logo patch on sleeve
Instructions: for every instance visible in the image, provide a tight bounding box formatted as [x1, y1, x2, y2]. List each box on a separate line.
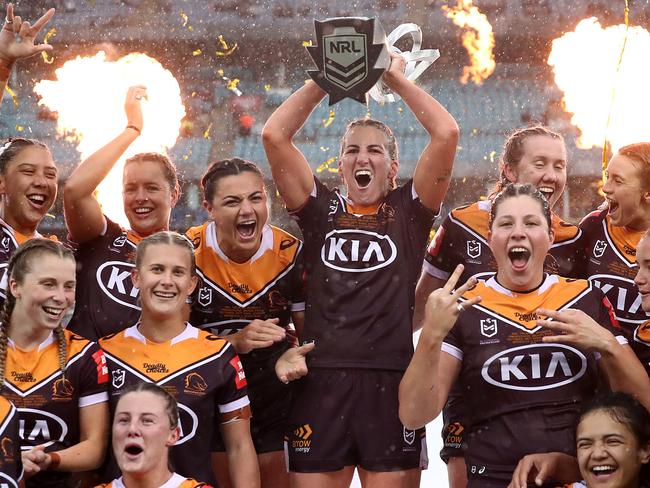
[306, 17, 389, 105]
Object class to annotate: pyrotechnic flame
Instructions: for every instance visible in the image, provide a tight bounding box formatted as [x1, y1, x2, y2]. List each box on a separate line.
[548, 17, 650, 152]
[34, 51, 185, 227]
[442, 0, 495, 85]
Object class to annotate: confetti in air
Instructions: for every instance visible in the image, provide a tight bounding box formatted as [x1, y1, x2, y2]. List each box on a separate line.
[34, 51, 185, 227]
[316, 156, 338, 174]
[42, 27, 56, 64]
[4, 86, 18, 107]
[323, 110, 335, 128]
[215, 35, 238, 56]
[443, 0, 496, 85]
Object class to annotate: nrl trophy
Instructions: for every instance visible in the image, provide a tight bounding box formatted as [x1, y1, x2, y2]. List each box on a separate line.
[307, 17, 440, 106]
[306, 17, 390, 105]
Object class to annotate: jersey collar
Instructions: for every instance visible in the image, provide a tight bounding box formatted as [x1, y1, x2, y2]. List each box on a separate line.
[126, 322, 198, 346]
[206, 221, 273, 265]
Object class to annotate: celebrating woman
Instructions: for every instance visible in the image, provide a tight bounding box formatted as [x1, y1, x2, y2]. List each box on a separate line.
[399, 184, 650, 486]
[0, 239, 109, 487]
[99, 231, 259, 486]
[265, 52, 458, 487]
[97, 382, 213, 488]
[186, 158, 304, 488]
[64, 87, 181, 340]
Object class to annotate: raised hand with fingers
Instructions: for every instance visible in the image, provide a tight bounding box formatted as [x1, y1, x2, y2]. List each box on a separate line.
[0, 4, 55, 67]
[422, 264, 481, 341]
[124, 85, 147, 134]
[22, 444, 52, 477]
[229, 318, 286, 354]
[537, 308, 619, 352]
[507, 451, 580, 488]
[275, 342, 315, 384]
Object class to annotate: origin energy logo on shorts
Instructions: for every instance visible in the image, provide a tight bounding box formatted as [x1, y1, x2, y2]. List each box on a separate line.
[321, 229, 397, 272]
[481, 344, 587, 391]
[96, 261, 140, 309]
[292, 424, 313, 453]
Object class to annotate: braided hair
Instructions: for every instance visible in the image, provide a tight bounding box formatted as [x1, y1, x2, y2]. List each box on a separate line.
[0, 239, 75, 387]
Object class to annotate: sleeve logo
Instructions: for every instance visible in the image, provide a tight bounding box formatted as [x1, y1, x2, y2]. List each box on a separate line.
[92, 350, 109, 384]
[228, 357, 247, 390]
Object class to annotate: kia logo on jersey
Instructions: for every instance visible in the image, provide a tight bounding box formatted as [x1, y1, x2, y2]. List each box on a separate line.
[17, 408, 68, 450]
[96, 261, 140, 310]
[174, 403, 199, 445]
[593, 240, 607, 258]
[480, 318, 497, 338]
[591, 274, 650, 324]
[320, 229, 397, 273]
[481, 343, 587, 391]
[467, 240, 481, 259]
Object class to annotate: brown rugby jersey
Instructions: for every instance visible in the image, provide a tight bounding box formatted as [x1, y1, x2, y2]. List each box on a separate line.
[443, 275, 626, 483]
[187, 222, 304, 343]
[1, 330, 109, 488]
[576, 208, 650, 375]
[99, 324, 250, 484]
[96, 473, 212, 487]
[0, 396, 22, 487]
[292, 177, 437, 371]
[424, 200, 582, 283]
[0, 217, 58, 307]
[68, 217, 142, 341]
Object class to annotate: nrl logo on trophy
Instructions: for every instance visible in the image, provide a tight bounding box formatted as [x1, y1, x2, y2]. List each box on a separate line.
[307, 17, 389, 105]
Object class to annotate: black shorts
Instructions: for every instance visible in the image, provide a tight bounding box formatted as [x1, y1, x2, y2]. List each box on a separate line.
[213, 354, 292, 454]
[440, 385, 469, 463]
[285, 368, 427, 472]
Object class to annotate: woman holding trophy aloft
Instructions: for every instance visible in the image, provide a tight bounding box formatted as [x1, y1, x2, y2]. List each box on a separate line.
[264, 18, 458, 486]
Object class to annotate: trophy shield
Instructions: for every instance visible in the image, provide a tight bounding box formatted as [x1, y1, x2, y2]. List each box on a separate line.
[307, 17, 389, 105]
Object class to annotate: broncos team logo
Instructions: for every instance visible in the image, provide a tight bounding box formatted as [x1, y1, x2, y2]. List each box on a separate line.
[635, 321, 650, 345]
[269, 290, 289, 308]
[184, 372, 208, 395]
[0, 436, 13, 459]
[52, 378, 74, 400]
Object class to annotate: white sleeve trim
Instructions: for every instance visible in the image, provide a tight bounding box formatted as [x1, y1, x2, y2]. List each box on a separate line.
[79, 391, 109, 408]
[310, 179, 317, 198]
[422, 260, 451, 280]
[441, 342, 463, 361]
[99, 216, 108, 237]
[219, 395, 250, 413]
[291, 301, 306, 312]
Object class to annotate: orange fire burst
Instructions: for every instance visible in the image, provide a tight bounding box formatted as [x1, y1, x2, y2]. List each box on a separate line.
[549, 17, 650, 153]
[443, 0, 495, 85]
[34, 51, 185, 227]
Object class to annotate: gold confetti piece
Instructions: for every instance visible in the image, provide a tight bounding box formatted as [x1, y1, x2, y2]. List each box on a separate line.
[225, 78, 242, 96]
[264, 84, 271, 91]
[489, 150, 496, 162]
[217, 69, 224, 76]
[397, 107, 404, 113]
[462, 177, 467, 183]
[472, 128, 478, 135]
[203, 122, 213, 139]
[4, 85, 18, 107]
[15, 124, 23, 132]
[316, 156, 338, 173]
[215, 35, 238, 56]
[42, 27, 56, 64]
[302, 40, 313, 47]
[191, 91, 197, 97]
[323, 109, 335, 128]
[192, 49, 202, 56]
[46, 213, 55, 219]
[180, 11, 189, 27]
[320, 146, 330, 152]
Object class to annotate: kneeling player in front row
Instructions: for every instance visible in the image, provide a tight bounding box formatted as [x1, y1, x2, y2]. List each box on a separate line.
[96, 382, 213, 488]
[399, 184, 650, 487]
[99, 231, 260, 487]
